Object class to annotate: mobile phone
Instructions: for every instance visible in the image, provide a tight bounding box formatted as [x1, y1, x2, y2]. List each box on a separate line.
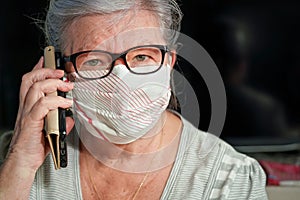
[44, 46, 68, 169]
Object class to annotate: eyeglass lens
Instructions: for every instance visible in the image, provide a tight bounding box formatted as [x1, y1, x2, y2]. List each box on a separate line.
[75, 46, 164, 79]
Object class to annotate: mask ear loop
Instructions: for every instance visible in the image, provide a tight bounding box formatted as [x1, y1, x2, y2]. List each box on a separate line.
[168, 54, 173, 65]
[167, 51, 182, 112]
[166, 51, 173, 67]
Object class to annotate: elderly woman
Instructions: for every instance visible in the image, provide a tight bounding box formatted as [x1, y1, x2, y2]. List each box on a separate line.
[0, 0, 267, 199]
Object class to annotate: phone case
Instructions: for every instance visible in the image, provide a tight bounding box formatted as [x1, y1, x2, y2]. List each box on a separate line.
[44, 46, 68, 169]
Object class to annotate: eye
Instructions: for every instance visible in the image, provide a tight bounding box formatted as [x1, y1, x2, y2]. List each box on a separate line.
[134, 54, 149, 62]
[129, 53, 157, 68]
[82, 59, 102, 67]
[76, 52, 112, 71]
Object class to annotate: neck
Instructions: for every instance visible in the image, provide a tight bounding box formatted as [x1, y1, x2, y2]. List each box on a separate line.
[80, 110, 182, 173]
[80, 127, 164, 173]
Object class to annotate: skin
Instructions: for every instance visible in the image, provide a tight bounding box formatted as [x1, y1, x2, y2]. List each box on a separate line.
[68, 11, 181, 200]
[0, 57, 74, 199]
[0, 9, 181, 200]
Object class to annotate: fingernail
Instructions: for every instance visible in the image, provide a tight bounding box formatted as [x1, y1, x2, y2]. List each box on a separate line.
[39, 56, 44, 63]
[66, 99, 73, 105]
[55, 69, 64, 76]
[65, 81, 74, 87]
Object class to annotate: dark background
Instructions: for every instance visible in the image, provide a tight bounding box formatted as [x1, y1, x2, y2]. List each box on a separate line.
[1, 0, 300, 144]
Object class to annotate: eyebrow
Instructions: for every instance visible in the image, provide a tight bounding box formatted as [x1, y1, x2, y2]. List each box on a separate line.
[70, 38, 166, 55]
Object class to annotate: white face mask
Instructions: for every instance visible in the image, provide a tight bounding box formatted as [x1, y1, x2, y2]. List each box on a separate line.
[72, 64, 171, 144]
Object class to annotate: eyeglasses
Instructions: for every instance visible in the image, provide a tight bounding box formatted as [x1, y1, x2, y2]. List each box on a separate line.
[63, 44, 169, 80]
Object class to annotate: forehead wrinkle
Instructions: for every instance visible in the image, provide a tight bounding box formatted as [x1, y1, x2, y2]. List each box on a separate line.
[65, 15, 115, 53]
[76, 23, 112, 51]
[64, 10, 163, 55]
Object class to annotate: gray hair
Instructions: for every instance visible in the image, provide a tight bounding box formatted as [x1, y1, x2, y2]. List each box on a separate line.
[44, 0, 183, 51]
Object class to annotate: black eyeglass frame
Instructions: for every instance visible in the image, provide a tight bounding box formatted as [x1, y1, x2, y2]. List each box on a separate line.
[63, 44, 170, 80]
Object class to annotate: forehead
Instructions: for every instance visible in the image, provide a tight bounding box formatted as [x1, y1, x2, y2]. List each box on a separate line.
[65, 10, 164, 54]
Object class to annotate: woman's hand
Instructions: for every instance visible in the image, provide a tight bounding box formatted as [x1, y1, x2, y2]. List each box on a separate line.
[11, 56, 74, 170]
[0, 57, 74, 199]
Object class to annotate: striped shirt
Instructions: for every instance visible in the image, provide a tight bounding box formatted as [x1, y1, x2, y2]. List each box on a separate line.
[0, 116, 268, 199]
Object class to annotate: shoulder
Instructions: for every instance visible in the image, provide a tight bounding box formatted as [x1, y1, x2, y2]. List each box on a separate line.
[181, 115, 267, 177]
[180, 115, 263, 169]
[213, 141, 268, 199]
[178, 117, 268, 199]
[0, 130, 13, 166]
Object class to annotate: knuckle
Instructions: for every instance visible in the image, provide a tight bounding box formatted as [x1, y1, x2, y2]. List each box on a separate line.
[31, 82, 42, 91]
[37, 96, 47, 107]
[21, 73, 29, 82]
[21, 73, 33, 87]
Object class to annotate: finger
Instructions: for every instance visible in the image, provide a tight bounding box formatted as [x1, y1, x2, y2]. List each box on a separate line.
[19, 55, 64, 105]
[15, 57, 47, 128]
[23, 79, 73, 115]
[20, 69, 64, 102]
[32, 56, 44, 70]
[29, 78, 73, 96]
[29, 95, 73, 122]
[18, 56, 65, 114]
[15, 96, 72, 151]
[20, 57, 46, 103]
